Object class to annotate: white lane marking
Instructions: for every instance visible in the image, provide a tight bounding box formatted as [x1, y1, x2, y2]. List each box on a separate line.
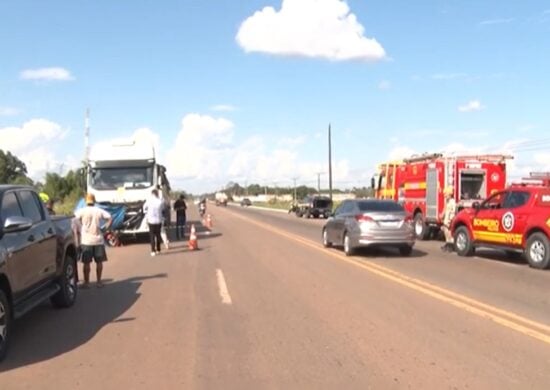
[216, 269, 232, 305]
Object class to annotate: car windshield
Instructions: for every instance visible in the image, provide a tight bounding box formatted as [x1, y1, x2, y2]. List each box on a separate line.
[357, 201, 404, 212]
[90, 167, 154, 190]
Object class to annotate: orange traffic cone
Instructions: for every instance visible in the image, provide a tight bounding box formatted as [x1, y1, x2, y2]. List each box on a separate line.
[188, 224, 198, 250]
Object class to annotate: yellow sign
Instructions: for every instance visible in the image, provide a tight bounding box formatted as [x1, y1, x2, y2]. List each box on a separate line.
[473, 231, 522, 245]
[473, 218, 500, 232]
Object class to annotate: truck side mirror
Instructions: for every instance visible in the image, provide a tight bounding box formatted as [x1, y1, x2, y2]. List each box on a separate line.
[3, 216, 33, 233]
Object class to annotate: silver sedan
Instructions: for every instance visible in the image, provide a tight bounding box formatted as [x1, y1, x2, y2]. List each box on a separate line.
[322, 199, 415, 256]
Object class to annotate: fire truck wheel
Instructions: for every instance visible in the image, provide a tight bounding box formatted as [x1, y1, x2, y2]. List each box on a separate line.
[413, 213, 430, 240]
[454, 226, 475, 257]
[525, 233, 550, 269]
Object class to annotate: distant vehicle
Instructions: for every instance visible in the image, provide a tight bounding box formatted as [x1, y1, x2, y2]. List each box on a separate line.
[372, 153, 512, 240]
[0, 185, 78, 361]
[215, 192, 228, 206]
[85, 141, 171, 238]
[322, 199, 415, 257]
[293, 195, 333, 219]
[452, 173, 550, 269]
[240, 198, 252, 207]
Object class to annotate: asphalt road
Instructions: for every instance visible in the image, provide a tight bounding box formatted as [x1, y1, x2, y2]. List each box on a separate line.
[1, 203, 549, 389]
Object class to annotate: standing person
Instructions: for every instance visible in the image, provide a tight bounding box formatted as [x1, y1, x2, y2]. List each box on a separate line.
[173, 194, 187, 240]
[440, 187, 457, 252]
[74, 194, 112, 288]
[157, 185, 170, 250]
[144, 189, 164, 256]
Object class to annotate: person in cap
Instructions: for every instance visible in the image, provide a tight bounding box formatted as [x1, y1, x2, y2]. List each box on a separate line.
[73, 193, 112, 288]
[440, 186, 457, 252]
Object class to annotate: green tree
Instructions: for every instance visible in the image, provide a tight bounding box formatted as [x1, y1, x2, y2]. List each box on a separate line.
[0, 149, 33, 184]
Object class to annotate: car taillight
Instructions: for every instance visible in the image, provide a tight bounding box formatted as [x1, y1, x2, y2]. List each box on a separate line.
[355, 214, 374, 222]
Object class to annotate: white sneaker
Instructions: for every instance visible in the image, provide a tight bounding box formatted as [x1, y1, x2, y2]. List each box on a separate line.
[150, 252, 156, 257]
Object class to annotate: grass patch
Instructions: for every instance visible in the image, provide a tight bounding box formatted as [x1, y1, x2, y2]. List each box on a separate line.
[253, 200, 292, 210]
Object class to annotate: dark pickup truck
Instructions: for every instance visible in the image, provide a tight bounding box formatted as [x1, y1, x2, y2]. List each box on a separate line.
[291, 195, 333, 219]
[0, 185, 78, 361]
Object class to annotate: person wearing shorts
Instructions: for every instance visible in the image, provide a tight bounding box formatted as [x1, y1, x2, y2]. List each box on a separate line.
[74, 193, 112, 288]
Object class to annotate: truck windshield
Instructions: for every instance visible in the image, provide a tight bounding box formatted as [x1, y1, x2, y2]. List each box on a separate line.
[460, 172, 485, 200]
[314, 199, 332, 208]
[90, 167, 154, 190]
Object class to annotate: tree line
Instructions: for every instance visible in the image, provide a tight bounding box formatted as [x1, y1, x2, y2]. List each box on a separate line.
[0, 149, 86, 212]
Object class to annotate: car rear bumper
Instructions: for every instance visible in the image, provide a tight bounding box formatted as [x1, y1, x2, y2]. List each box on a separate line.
[353, 232, 415, 248]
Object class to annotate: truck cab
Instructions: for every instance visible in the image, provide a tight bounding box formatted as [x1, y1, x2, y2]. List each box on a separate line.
[86, 141, 171, 236]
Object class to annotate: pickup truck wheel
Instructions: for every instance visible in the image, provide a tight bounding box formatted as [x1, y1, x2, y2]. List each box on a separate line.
[525, 233, 550, 270]
[51, 254, 78, 308]
[413, 213, 430, 240]
[454, 227, 475, 257]
[0, 289, 11, 362]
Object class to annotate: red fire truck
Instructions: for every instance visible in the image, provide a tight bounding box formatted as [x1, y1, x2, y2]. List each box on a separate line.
[372, 153, 513, 240]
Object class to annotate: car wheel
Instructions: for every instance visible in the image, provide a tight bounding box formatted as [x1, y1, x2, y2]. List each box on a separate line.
[343, 233, 355, 256]
[0, 289, 12, 362]
[454, 226, 474, 257]
[525, 233, 550, 269]
[399, 246, 413, 256]
[413, 213, 430, 240]
[51, 254, 78, 308]
[322, 228, 332, 248]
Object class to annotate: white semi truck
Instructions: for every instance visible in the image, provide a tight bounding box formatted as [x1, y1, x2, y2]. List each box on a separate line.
[85, 141, 171, 237]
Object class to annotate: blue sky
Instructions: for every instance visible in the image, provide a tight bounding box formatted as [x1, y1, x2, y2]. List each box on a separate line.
[1, 0, 550, 193]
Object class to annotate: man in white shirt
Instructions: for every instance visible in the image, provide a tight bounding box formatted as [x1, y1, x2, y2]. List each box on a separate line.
[144, 189, 164, 256]
[74, 193, 112, 288]
[440, 187, 457, 252]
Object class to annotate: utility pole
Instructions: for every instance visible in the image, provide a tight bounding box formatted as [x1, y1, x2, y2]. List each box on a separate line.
[328, 123, 333, 201]
[291, 177, 298, 204]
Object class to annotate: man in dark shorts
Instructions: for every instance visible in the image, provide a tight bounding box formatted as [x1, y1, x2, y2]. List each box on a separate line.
[173, 194, 187, 240]
[74, 193, 112, 288]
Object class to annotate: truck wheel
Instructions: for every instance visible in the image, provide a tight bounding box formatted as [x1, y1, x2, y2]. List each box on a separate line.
[454, 226, 475, 257]
[322, 228, 332, 248]
[413, 213, 430, 240]
[343, 233, 355, 256]
[0, 289, 12, 362]
[51, 254, 78, 308]
[525, 233, 550, 269]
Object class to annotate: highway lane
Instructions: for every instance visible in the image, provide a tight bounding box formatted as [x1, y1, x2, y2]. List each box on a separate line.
[0, 204, 548, 389]
[229, 204, 550, 327]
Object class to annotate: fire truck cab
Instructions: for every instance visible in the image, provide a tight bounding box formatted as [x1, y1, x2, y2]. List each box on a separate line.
[451, 173, 550, 269]
[372, 153, 512, 240]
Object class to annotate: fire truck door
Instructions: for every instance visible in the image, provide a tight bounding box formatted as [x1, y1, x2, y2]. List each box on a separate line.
[471, 191, 507, 244]
[426, 168, 438, 219]
[499, 190, 531, 247]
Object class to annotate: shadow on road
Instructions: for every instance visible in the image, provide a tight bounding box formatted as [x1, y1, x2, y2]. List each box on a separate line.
[0, 273, 167, 372]
[353, 247, 428, 259]
[471, 249, 527, 266]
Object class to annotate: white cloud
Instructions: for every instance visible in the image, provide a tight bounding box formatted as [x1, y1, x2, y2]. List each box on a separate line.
[166, 114, 235, 181]
[278, 135, 307, 148]
[378, 80, 391, 90]
[479, 18, 515, 26]
[20, 67, 74, 81]
[458, 100, 485, 112]
[388, 145, 416, 160]
[0, 119, 73, 178]
[210, 104, 237, 112]
[236, 0, 386, 62]
[0, 106, 20, 116]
